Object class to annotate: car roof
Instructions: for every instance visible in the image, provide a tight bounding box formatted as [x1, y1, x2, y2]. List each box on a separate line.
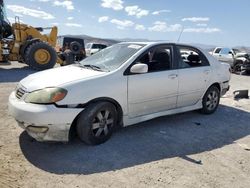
[119, 41, 202, 49]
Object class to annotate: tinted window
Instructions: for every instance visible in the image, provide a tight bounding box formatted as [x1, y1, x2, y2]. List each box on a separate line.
[92, 44, 107, 49]
[63, 38, 84, 47]
[137, 46, 172, 72]
[177, 46, 209, 68]
[214, 48, 221, 53]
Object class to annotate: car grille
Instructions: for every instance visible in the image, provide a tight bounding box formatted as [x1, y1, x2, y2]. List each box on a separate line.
[15, 86, 26, 99]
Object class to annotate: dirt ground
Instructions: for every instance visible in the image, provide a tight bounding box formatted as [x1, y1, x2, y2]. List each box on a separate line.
[0, 62, 250, 188]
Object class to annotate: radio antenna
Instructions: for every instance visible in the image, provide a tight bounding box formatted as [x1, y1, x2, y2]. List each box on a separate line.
[177, 26, 184, 42]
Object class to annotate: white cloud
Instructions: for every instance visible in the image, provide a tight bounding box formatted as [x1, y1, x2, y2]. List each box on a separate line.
[135, 24, 146, 31]
[182, 17, 210, 22]
[125, 5, 149, 18]
[65, 23, 82, 27]
[110, 19, 134, 29]
[98, 16, 109, 23]
[38, 0, 50, 2]
[67, 16, 74, 20]
[184, 27, 221, 33]
[7, 5, 55, 19]
[54, 0, 74, 10]
[50, 22, 59, 26]
[101, 0, 124, 11]
[148, 21, 182, 32]
[152, 9, 171, 15]
[196, 23, 207, 27]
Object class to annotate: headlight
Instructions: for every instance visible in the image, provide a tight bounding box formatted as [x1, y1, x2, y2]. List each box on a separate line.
[25, 87, 67, 104]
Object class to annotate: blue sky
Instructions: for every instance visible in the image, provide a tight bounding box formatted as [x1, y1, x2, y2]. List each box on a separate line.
[5, 0, 250, 47]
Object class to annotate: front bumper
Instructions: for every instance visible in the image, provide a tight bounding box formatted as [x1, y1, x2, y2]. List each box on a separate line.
[242, 64, 250, 71]
[8, 92, 83, 142]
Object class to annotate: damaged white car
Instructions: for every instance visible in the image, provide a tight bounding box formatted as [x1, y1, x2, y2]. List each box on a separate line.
[9, 42, 231, 145]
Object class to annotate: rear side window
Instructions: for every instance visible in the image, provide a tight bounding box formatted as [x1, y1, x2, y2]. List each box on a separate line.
[214, 48, 221, 54]
[92, 44, 107, 49]
[177, 46, 210, 68]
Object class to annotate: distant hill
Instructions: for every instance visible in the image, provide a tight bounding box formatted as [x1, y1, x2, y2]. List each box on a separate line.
[60, 34, 250, 52]
[61, 34, 120, 46]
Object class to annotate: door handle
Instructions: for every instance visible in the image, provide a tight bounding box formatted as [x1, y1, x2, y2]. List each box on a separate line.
[168, 74, 178, 79]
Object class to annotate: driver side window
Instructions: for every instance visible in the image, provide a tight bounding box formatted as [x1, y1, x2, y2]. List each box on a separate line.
[138, 46, 172, 72]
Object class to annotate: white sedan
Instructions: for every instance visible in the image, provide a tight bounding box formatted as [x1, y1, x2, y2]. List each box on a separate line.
[9, 42, 231, 145]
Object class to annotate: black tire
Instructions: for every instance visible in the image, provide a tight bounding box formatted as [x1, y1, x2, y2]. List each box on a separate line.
[70, 41, 82, 54]
[20, 39, 40, 63]
[25, 41, 57, 70]
[76, 102, 118, 145]
[233, 62, 242, 74]
[200, 85, 220, 114]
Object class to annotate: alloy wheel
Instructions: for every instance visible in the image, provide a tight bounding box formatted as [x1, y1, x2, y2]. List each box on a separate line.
[206, 91, 219, 111]
[92, 110, 114, 138]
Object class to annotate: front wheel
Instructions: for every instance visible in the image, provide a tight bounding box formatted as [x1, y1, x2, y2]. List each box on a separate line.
[76, 102, 117, 145]
[200, 86, 220, 114]
[233, 62, 242, 74]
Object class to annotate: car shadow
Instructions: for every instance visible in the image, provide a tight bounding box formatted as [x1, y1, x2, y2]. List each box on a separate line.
[0, 66, 36, 83]
[19, 104, 250, 175]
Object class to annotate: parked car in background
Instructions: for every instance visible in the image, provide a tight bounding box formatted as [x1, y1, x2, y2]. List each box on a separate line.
[85, 43, 107, 56]
[234, 53, 250, 74]
[210, 47, 250, 74]
[210, 47, 240, 66]
[9, 42, 231, 145]
[56, 36, 86, 65]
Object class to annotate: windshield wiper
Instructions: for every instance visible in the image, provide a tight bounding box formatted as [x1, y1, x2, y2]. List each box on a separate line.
[81, 64, 110, 72]
[80, 64, 102, 71]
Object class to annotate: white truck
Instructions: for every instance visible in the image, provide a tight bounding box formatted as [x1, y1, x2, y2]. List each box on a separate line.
[210, 47, 250, 73]
[210, 47, 243, 66]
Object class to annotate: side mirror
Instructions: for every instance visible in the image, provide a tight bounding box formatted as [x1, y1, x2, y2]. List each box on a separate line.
[130, 63, 148, 74]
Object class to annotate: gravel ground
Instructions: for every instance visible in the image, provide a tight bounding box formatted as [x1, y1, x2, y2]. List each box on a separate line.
[0, 62, 250, 188]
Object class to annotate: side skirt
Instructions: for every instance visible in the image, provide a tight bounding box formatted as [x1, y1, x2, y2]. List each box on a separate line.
[123, 100, 203, 126]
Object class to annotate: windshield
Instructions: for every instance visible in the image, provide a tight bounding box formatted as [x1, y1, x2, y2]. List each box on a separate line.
[79, 43, 145, 72]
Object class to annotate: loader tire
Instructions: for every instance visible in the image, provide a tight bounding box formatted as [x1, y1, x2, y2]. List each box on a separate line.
[20, 39, 40, 63]
[25, 41, 57, 70]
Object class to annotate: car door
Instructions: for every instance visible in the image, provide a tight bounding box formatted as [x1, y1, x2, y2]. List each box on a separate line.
[218, 48, 234, 66]
[213, 47, 222, 60]
[127, 45, 179, 118]
[176, 45, 212, 107]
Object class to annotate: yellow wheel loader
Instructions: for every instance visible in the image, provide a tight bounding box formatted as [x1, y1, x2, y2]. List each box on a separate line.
[0, 0, 62, 70]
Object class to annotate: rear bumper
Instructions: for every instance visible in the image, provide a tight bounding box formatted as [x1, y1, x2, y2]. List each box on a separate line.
[8, 92, 83, 142]
[221, 81, 230, 96]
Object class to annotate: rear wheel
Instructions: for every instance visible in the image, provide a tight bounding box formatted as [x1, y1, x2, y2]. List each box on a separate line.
[25, 41, 57, 70]
[200, 86, 220, 114]
[76, 102, 117, 145]
[233, 62, 242, 74]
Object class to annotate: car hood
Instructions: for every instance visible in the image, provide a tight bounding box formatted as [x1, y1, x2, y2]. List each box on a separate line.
[19, 65, 106, 92]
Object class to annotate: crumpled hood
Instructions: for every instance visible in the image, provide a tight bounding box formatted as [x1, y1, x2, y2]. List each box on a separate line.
[19, 65, 105, 92]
